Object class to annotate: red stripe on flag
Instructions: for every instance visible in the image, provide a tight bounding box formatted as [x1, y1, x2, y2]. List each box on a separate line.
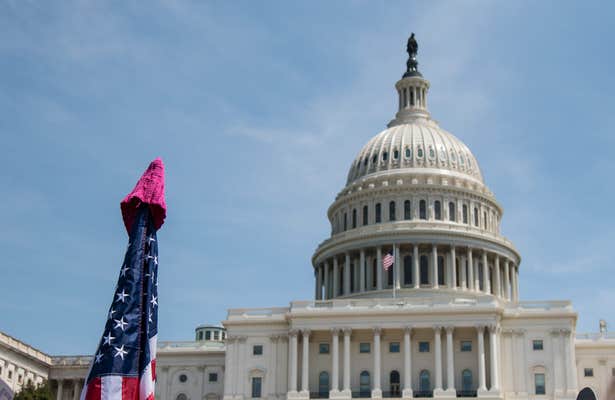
[122, 377, 139, 400]
[84, 378, 102, 400]
[145, 394, 155, 400]
[151, 359, 157, 381]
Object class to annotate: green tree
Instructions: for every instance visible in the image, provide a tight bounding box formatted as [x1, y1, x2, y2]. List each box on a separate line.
[13, 380, 52, 400]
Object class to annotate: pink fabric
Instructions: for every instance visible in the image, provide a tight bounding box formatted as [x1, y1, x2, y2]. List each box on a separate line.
[121, 158, 167, 233]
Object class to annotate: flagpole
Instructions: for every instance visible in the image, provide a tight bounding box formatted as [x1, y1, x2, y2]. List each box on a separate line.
[393, 246, 397, 299]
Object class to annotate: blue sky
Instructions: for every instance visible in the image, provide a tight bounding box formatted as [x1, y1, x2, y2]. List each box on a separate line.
[1, 1, 614, 355]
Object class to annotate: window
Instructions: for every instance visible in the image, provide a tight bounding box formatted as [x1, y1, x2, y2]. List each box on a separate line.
[403, 256, 412, 285]
[359, 371, 370, 396]
[461, 369, 472, 391]
[448, 202, 456, 222]
[434, 201, 441, 220]
[393, 149, 399, 160]
[372, 154, 378, 164]
[534, 373, 545, 395]
[420, 255, 429, 285]
[319, 343, 330, 354]
[389, 342, 400, 353]
[419, 370, 430, 392]
[359, 343, 371, 353]
[418, 147, 424, 158]
[533, 340, 544, 351]
[419, 341, 430, 352]
[363, 206, 368, 226]
[419, 200, 426, 220]
[375, 203, 382, 223]
[197, 331, 203, 340]
[18, 375, 22, 384]
[253, 345, 263, 355]
[344, 213, 347, 231]
[437, 256, 444, 285]
[389, 201, 396, 221]
[404, 200, 411, 220]
[584, 368, 594, 377]
[405, 147, 411, 159]
[252, 377, 262, 398]
[209, 373, 218, 382]
[179, 374, 188, 383]
[319, 372, 330, 397]
[462, 205, 468, 224]
[176, 394, 187, 400]
[352, 209, 357, 229]
[205, 331, 211, 340]
[474, 208, 479, 226]
[460, 341, 472, 352]
[8, 371, 12, 380]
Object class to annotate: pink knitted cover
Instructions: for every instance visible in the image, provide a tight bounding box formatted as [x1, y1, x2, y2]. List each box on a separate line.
[121, 158, 167, 233]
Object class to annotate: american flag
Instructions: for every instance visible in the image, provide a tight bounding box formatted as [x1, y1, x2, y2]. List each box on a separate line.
[383, 252, 394, 271]
[81, 205, 159, 400]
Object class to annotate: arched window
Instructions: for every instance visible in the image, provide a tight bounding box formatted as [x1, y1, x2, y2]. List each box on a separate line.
[389, 371, 400, 397]
[420, 255, 429, 285]
[372, 259, 377, 288]
[393, 149, 399, 160]
[474, 208, 479, 226]
[419, 200, 427, 220]
[404, 200, 411, 220]
[405, 147, 411, 159]
[449, 202, 456, 222]
[389, 201, 396, 221]
[372, 154, 378, 164]
[363, 206, 368, 226]
[434, 201, 441, 220]
[318, 372, 330, 397]
[375, 203, 382, 223]
[461, 369, 472, 391]
[437, 256, 445, 285]
[462, 205, 468, 224]
[344, 213, 348, 231]
[352, 209, 357, 229]
[359, 371, 370, 397]
[577, 387, 597, 400]
[176, 394, 188, 400]
[403, 256, 412, 285]
[383, 151, 388, 161]
[419, 370, 430, 392]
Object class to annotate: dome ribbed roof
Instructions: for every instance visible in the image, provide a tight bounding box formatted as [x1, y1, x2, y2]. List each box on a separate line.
[346, 121, 483, 186]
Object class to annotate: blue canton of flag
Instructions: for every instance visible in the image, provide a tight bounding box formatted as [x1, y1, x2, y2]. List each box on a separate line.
[81, 205, 159, 400]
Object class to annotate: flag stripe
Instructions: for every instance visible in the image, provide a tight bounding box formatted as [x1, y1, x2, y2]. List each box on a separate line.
[84, 378, 102, 400]
[102, 376, 122, 400]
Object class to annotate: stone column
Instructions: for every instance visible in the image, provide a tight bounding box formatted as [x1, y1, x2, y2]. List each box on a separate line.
[514, 265, 520, 302]
[515, 330, 527, 395]
[344, 253, 351, 295]
[315, 266, 322, 300]
[331, 329, 340, 395]
[432, 245, 439, 288]
[223, 338, 235, 399]
[324, 261, 330, 299]
[494, 256, 501, 297]
[445, 327, 455, 394]
[359, 250, 366, 292]
[56, 380, 63, 400]
[467, 249, 474, 291]
[342, 328, 352, 395]
[550, 329, 562, 396]
[482, 252, 490, 294]
[503, 259, 510, 300]
[562, 329, 577, 396]
[450, 247, 457, 289]
[354, 256, 360, 292]
[72, 380, 82, 400]
[239, 337, 248, 396]
[301, 329, 311, 395]
[289, 330, 299, 393]
[269, 335, 279, 399]
[372, 328, 382, 399]
[412, 245, 419, 288]
[402, 327, 413, 398]
[333, 257, 339, 297]
[434, 326, 443, 391]
[477, 326, 487, 393]
[394, 244, 401, 290]
[376, 247, 383, 291]
[474, 257, 480, 292]
[460, 255, 467, 290]
[488, 325, 500, 393]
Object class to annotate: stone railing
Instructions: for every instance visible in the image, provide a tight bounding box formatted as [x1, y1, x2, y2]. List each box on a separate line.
[158, 341, 225, 350]
[0, 331, 51, 364]
[516, 300, 573, 311]
[51, 356, 92, 366]
[576, 332, 615, 340]
[227, 307, 289, 319]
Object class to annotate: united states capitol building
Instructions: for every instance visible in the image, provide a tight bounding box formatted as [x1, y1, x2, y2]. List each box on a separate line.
[1, 36, 614, 400]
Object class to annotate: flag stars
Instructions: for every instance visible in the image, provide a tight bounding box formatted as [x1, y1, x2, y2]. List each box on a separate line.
[115, 290, 129, 303]
[120, 264, 130, 277]
[114, 317, 128, 331]
[150, 295, 158, 308]
[103, 332, 115, 346]
[148, 236, 156, 244]
[113, 345, 128, 360]
[108, 308, 115, 320]
[94, 352, 104, 364]
[147, 255, 158, 265]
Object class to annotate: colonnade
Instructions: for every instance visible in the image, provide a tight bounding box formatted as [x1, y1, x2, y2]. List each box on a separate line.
[315, 245, 519, 302]
[53, 379, 84, 400]
[287, 325, 501, 398]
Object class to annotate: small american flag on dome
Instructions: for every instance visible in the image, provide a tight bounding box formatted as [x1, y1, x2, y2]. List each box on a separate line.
[383, 252, 394, 271]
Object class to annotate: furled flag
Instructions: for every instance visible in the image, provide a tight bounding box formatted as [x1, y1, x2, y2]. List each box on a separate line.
[81, 158, 166, 400]
[383, 252, 394, 271]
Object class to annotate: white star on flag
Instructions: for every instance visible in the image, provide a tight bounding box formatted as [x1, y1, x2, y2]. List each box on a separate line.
[148, 236, 156, 243]
[147, 255, 158, 265]
[108, 308, 115, 319]
[115, 289, 129, 303]
[150, 295, 158, 308]
[94, 352, 103, 364]
[120, 264, 129, 277]
[114, 317, 128, 331]
[113, 345, 128, 360]
[103, 332, 115, 346]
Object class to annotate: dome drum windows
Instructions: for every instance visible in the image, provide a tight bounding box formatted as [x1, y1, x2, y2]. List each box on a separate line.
[375, 203, 382, 223]
[404, 200, 411, 220]
[419, 200, 427, 220]
[434, 201, 442, 221]
[393, 149, 399, 160]
[404, 147, 412, 159]
[352, 209, 357, 229]
[448, 202, 456, 222]
[389, 201, 396, 221]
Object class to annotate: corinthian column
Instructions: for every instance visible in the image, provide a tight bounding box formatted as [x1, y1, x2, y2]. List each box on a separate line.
[301, 329, 311, 395]
[445, 327, 455, 395]
[482, 252, 490, 294]
[344, 253, 351, 295]
[477, 326, 487, 393]
[503, 260, 510, 300]
[412, 245, 419, 288]
[359, 250, 366, 292]
[376, 247, 383, 291]
[330, 329, 340, 396]
[432, 245, 439, 289]
[324, 261, 330, 299]
[402, 327, 413, 398]
[56, 380, 63, 400]
[434, 326, 443, 391]
[372, 328, 382, 399]
[450, 246, 457, 289]
[467, 249, 474, 291]
[342, 328, 352, 396]
[494, 256, 501, 297]
[289, 330, 298, 393]
[488, 325, 500, 393]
